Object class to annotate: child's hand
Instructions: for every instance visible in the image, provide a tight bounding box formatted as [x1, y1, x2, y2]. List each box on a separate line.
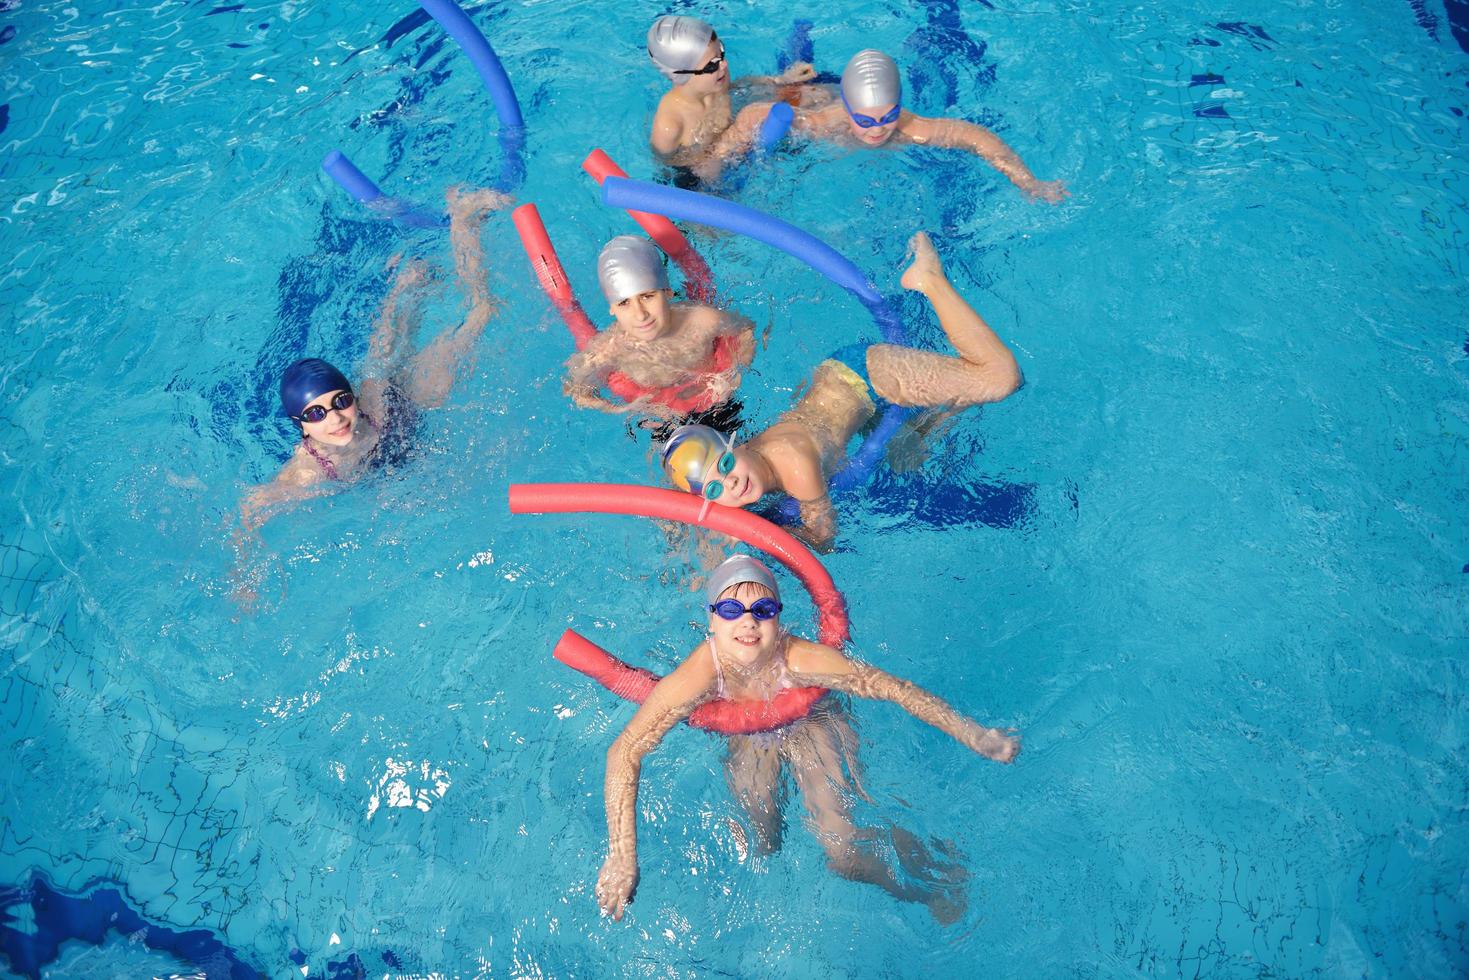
[779, 62, 816, 84]
[1022, 178, 1069, 205]
[964, 722, 1021, 763]
[595, 853, 639, 920]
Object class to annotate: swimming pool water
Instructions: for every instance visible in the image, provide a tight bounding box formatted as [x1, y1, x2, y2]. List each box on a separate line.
[1, 0, 1466, 976]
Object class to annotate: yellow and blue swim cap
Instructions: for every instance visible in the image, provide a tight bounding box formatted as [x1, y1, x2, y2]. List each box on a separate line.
[661, 424, 736, 499]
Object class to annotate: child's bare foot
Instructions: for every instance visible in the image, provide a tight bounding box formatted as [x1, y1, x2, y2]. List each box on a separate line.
[390, 257, 432, 291]
[446, 184, 513, 218]
[898, 231, 945, 294]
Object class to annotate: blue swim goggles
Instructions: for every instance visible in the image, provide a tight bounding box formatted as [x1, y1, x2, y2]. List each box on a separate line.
[842, 92, 901, 128]
[698, 449, 738, 501]
[709, 597, 783, 621]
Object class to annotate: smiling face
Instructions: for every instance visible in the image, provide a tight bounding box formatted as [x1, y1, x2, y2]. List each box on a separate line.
[300, 389, 357, 446]
[706, 446, 766, 508]
[610, 288, 673, 341]
[846, 102, 901, 145]
[707, 581, 781, 666]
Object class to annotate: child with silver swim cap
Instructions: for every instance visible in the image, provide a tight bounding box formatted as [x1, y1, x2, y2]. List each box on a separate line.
[713, 48, 1069, 203]
[660, 231, 1023, 552]
[232, 186, 513, 604]
[593, 553, 1020, 923]
[645, 14, 828, 179]
[562, 234, 756, 429]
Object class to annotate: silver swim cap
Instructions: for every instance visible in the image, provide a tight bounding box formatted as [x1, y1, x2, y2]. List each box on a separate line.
[706, 554, 779, 605]
[597, 235, 669, 305]
[841, 49, 902, 109]
[647, 15, 715, 85]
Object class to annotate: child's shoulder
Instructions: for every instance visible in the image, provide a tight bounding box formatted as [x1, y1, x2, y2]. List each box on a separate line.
[279, 448, 324, 488]
[786, 636, 846, 672]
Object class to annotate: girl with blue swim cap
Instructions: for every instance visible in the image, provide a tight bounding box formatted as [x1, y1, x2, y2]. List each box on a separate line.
[662, 232, 1023, 551]
[593, 554, 1020, 923]
[235, 187, 511, 581]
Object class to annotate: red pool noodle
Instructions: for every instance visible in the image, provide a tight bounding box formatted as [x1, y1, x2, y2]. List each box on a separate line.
[513, 482, 849, 734]
[511, 203, 597, 348]
[582, 148, 715, 304]
[554, 629, 826, 734]
[509, 483, 848, 646]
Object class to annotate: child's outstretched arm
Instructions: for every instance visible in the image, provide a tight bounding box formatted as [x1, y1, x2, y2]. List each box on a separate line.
[907, 115, 1068, 205]
[731, 61, 817, 90]
[786, 638, 1020, 762]
[597, 644, 718, 920]
[229, 459, 327, 609]
[794, 492, 838, 554]
[364, 259, 432, 381]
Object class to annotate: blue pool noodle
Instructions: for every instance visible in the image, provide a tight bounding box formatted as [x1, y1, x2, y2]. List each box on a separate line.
[418, 0, 525, 191]
[418, 0, 523, 129]
[322, 149, 383, 202]
[778, 19, 814, 71]
[603, 177, 887, 314]
[321, 149, 448, 229]
[756, 102, 794, 154]
[323, 0, 525, 223]
[599, 176, 916, 510]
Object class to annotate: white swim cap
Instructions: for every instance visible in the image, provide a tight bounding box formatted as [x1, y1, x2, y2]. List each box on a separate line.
[841, 49, 902, 109]
[597, 235, 670, 305]
[706, 554, 779, 604]
[647, 15, 715, 85]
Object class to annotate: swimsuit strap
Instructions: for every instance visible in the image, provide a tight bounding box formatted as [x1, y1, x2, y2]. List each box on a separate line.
[302, 437, 339, 481]
[708, 636, 729, 699]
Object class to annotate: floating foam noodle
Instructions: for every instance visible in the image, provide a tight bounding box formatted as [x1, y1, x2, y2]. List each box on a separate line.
[582, 149, 715, 304]
[417, 0, 525, 192]
[322, 0, 526, 225]
[755, 101, 794, 155]
[320, 150, 449, 229]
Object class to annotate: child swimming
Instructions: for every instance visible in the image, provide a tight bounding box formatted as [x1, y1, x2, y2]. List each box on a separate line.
[646, 15, 828, 178]
[562, 234, 756, 428]
[661, 231, 1021, 550]
[594, 554, 1019, 923]
[712, 48, 1068, 203]
[232, 187, 510, 600]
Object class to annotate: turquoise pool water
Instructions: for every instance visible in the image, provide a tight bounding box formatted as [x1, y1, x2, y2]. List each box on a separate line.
[2, 0, 1466, 976]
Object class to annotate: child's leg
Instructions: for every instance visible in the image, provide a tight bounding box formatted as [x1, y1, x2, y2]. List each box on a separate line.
[723, 736, 786, 854]
[402, 187, 511, 408]
[783, 713, 927, 903]
[866, 232, 1022, 409]
[366, 256, 432, 377]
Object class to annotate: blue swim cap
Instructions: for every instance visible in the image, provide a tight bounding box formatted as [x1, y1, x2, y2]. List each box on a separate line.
[280, 358, 352, 419]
